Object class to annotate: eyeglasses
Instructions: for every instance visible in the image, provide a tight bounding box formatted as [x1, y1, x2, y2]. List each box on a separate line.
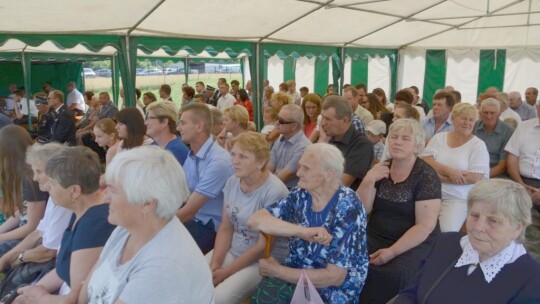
[276, 117, 295, 125]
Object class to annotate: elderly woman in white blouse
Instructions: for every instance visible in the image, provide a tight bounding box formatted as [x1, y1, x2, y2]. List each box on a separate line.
[394, 179, 540, 303]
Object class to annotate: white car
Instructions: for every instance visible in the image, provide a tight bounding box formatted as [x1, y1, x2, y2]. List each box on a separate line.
[83, 68, 96, 78]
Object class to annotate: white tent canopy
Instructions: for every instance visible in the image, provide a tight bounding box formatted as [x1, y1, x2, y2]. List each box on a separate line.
[1, 0, 539, 48]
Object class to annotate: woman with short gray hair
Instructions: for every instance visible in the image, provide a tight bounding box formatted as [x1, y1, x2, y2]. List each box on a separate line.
[395, 179, 540, 303]
[16, 146, 116, 303]
[248, 143, 368, 303]
[81, 146, 214, 304]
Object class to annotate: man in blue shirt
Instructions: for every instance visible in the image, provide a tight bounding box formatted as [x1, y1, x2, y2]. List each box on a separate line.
[176, 103, 234, 254]
[145, 101, 189, 165]
[421, 91, 455, 143]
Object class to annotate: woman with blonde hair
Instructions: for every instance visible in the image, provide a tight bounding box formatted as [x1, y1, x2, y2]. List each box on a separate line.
[218, 105, 250, 149]
[208, 132, 289, 303]
[423, 103, 490, 232]
[93, 118, 120, 165]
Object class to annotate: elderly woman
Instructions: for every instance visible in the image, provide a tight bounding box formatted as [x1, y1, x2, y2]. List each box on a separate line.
[301, 93, 322, 138]
[15, 146, 116, 303]
[248, 143, 368, 303]
[207, 132, 289, 304]
[80, 146, 214, 303]
[144, 101, 189, 165]
[395, 179, 540, 303]
[423, 103, 490, 232]
[357, 119, 442, 303]
[217, 105, 250, 149]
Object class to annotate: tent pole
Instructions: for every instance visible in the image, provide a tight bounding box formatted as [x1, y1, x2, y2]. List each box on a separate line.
[21, 47, 34, 131]
[339, 47, 345, 95]
[255, 42, 261, 129]
[184, 57, 189, 85]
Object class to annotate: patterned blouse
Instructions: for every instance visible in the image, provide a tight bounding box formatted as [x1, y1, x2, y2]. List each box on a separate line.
[266, 186, 369, 303]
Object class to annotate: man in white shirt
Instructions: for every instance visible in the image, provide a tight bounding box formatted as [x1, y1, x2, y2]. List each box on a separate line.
[12, 89, 38, 125]
[216, 83, 236, 111]
[495, 92, 522, 126]
[66, 81, 86, 116]
[286, 80, 301, 106]
[505, 100, 540, 207]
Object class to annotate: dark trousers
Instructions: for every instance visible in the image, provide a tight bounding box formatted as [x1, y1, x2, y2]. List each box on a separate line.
[184, 219, 216, 255]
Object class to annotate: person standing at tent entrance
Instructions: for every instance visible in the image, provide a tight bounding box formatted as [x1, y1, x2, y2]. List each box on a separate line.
[66, 81, 86, 116]
[176, 103, 234, 254]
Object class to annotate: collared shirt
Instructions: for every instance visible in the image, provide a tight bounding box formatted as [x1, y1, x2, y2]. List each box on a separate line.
[329, 125, 373, 190]
[270, 130, 311, 188]
[315, 113, 365, 135]
[98, 102, 118, 120]
[422, 116, 453, 142]
[505, 118, 540, 179]
[455, 235, 526, 283]
[473, 120, 514, 167]
[513, 102, 537, 121]
[216, 93, 236, 111]
[183, 136, 234, 229]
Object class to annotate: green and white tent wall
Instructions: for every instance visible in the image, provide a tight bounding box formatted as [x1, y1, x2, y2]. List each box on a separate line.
[398, 48, 540, 106]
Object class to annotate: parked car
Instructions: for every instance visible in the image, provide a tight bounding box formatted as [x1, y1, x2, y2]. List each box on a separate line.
[136, 68, 148, 76]
[95, 69, 112, 77]
[164, 68, 177, 75]
[83, 68, 96, 78]
[146, 68, 163, 75]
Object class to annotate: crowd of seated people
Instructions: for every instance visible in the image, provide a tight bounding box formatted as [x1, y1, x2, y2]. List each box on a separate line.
[0, 77, 538, 304]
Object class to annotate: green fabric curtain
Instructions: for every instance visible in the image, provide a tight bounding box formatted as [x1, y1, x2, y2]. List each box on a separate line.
[0, 34, 120, 52]
[283, 57, 295, 82]
[422, 50, 446, 105]
[351, 56, 368, 88]
[112, 55, 120, 105]
[314, 57, 329, 96]
[137, 36, 252, 58]
[117, 36, 138, 107]
[477, 49, 506, 94]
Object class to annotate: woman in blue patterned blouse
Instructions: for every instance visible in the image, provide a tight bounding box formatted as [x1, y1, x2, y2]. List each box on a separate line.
[248, 143, 369, 304]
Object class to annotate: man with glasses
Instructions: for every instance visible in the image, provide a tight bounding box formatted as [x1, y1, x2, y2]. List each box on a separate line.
[268, 104, 311, 189]
[47, 90, 76, 145]
[321, 95, 373, 190]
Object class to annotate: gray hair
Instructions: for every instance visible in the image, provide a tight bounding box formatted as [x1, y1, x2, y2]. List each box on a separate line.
[480, 98, 501, 112]
[388, 119, 425, 156]
[46, 146, 101, 194]
[105, 146, 190, 221]
[467, 179, 532, 243]
[495, 92, 509, 107]
[26, 143, 65, 166]
[509, 91, 521, 101]
[303, 143, 343, 185]
[281, 104, 304, 125]
[322, 95, 352, 121]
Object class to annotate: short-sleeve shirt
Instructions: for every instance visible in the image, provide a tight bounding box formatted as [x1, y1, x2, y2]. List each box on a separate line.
[223, 173, 289, 259]
[421, 116, 453, 142]
[423, 132, 490, 201]
[514, 102, 537, 121]
[373, 140, 384, 162]
[19, 176, 48, 226]
[86, 218, 214, 304]
[368, 158, 441, 246]
[266, 186, 368, 303]
[56, 204, 116, 287]
[270, 131, 311, 188]
[98, 102, 118, 120]
[151, 137, 189, 166]
[36, 196, 73, 250]
[473, 120, 514, 168]
[504, 118, 540, 179]
[329, 125, 374, 190]
[183, 136, 234, 229]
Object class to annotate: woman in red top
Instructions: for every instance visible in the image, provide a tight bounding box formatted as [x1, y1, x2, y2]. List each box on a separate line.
[235, 89, 254, 121]
[301, 93, 322, 138]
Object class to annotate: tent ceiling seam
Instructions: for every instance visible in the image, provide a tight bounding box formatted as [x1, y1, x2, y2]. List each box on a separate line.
[414, 11, 540, 21]
[259, 0, 335, 43]
[127, 0, 167, 35]
[401, 0, 525, 48]
[459, 23, 540, 30]
[327, 0, 390, 9]
[343, 0, 447, 46]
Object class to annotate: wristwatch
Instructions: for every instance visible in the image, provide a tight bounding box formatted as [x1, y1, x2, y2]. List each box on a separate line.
[17, 251, 25, 264]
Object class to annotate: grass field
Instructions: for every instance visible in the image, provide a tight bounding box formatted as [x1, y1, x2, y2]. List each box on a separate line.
[84, 73, 242, 106]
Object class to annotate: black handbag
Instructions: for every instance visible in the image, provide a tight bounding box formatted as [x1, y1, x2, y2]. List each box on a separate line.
[0, 259, 56, 303]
